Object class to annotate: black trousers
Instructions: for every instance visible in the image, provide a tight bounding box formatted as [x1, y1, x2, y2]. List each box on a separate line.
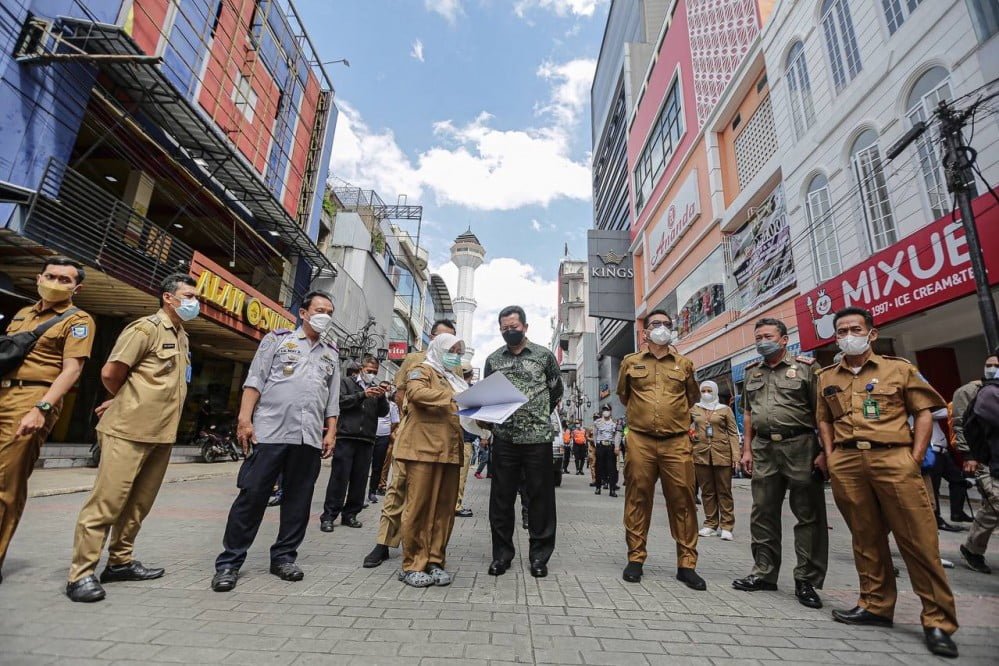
[930, 449, 968, 519]
[369, 435, 391, 494]
[322, 438, 373, 521]
[562, 446, 572, 472]
[595, 443, 618, 489]
[489, 439, 556, 565]
[572, 444, 586, 473]
[215, 443, 321, 571]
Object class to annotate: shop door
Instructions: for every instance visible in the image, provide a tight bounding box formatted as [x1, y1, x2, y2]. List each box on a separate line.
[915, 348, 961, 402]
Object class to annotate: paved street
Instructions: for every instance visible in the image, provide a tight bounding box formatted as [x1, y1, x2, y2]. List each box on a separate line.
[1, 463, 997, 665]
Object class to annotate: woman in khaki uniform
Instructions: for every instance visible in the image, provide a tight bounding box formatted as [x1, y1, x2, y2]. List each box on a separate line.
[394, 333, 467, 587]
[691, 381, 740, 540]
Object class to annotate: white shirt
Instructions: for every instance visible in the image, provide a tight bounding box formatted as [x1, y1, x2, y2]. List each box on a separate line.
[376, 401, 400, 437]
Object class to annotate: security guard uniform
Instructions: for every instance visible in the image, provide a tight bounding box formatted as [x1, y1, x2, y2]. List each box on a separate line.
[592, 416, 620, 494]
[817, 354, 957, 634]
[68, 310, 189, 583]
[616, 346, 700, 568]
[0, 300, 94, 572]
[741, 353, 828, 587]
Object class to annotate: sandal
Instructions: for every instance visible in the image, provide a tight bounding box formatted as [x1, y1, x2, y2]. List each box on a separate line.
[400, 570, 433, 587]
[427, 564, 452, 586]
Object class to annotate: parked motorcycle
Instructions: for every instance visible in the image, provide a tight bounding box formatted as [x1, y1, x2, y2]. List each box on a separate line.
[197, 423, 241, 463]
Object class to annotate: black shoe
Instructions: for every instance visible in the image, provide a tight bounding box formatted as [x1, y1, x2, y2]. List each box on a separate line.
[455, 508, 473, 517]
[831, 606, 893, 627]
[530, 561, 548, 578]
[99, 560, 165, 583]
[937, 518, 964, 533]
[609, 489, 618, 497]
[589, 481, 599, 487]
[270, 562, 304, 581]
[320, 520, 335, 533]
[488, 560, 510, 576]
[924, 627, 958, 658]
[960, 544, 992, 574]
[622, 561, 643, 583]
[732, 574, 777, 592]
[267, 493, 282, 507]
[677, 568, 706, 591]
[211, 568, 238, 592]
[595, 487, 601, 495]
[342, 517, 363, 528]
[66, 575, 106, 603]
[368, 493, 378, 504]
[363, 544, 390, 568]
[576, 471, 583, 475]
[795, 580, 822, 609]
[950, 512, 973, 523]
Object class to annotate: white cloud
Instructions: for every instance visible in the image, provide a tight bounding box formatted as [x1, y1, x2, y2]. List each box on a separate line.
[410, 39, 425, 62]
[432, 257, 557, 370]
[515, 0, 606, 18]
[536, 58, 596, 127]
[425, 0, 463, 23]
[531, 219, 543, 232]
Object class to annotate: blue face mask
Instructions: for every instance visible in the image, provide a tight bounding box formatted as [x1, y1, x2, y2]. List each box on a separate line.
[443, 352, 463, 369]
[175, 297, 200, 321]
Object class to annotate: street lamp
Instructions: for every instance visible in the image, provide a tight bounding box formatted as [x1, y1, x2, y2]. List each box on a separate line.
[338, 316, 386, 363]
[322, 58, 350, 67]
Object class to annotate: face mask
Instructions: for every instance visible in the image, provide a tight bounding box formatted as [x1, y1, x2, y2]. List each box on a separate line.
[985, 366, 998, 380]
[37, 281, 74, 303]
[307, 312, 332, 332]
[701, 392, 716, 402]
[755, 340, 782, 358]
[648, 327, 672, 345]
[442, 352, 463, 369]
[360, 372, 376, 385]
[171, 297, 200, 322]
[837, 334, 871, 356]
[502, 329, 525, 346]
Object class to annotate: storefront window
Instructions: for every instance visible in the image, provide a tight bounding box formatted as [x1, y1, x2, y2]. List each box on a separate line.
[654, 247, 732, 339]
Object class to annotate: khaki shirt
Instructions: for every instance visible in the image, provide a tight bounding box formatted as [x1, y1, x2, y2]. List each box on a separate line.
[4, 300, 95, 383]
[395, 351, 426, 392]
[691, 404, 740, 466]
[742, 353, 818, 435]
[97, 310, 189, 444]
[816, 354, 945, 445]
[393, 364, 462, 465]
[617, 347, 699, 437]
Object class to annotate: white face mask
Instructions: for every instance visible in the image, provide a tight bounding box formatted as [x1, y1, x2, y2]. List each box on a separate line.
[985, 366, 998, 380]
[648, 327, 672, 345]
[701, 391, 716, 403]
[307, 312, 332, 332]
[837, 334, 871, 356]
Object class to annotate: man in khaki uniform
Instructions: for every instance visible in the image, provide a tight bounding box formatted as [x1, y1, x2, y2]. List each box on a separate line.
[733, 318, 827, 609]
[65, 274, 197, 603]
[0, 257, 94, 584]
[363, 318, 456, 568]
[817, 307, 958, 658]
[617, 309, 704, 590]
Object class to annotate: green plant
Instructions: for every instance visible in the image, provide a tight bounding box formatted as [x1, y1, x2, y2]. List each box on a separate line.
[371, 228, 386, 254]
[322, 193, 336, 219]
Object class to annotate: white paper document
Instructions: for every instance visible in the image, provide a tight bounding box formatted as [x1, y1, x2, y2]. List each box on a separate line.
[454, 371, 528, 424]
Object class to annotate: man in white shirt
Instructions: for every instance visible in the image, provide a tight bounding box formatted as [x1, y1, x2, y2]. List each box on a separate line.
[370, 391, 400, 504]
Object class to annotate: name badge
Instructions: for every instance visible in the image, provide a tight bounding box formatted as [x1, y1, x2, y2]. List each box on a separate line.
[862, 398, 880, 420]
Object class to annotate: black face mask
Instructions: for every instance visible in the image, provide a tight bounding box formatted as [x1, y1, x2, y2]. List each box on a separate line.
[502, 329, 525, 346]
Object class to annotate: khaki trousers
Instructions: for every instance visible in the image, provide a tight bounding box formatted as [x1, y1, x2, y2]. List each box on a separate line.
[377, 457, 408, 548]
[0, 386, 58, 569]
[695, 464, 734, 531]
[69, 433, 172, 582]
[378, 442, 393, 491]
[588, 443, 596, 483]
[623, 430, 698, 568]
[455, 442, 473, 510]
[966, 469, 999, 556]
[400, 461, 459, 572]
[829, 445, 958, 633]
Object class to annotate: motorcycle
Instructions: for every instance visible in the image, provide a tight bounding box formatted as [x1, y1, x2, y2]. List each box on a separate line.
[197, 423, 241, 463]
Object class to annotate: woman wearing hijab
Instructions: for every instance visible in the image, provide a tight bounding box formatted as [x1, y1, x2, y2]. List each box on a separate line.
[690, 380, 741, 541]
[393, 333, 471, 587]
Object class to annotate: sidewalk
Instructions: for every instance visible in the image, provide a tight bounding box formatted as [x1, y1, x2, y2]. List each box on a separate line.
[27, 461, 242, 498]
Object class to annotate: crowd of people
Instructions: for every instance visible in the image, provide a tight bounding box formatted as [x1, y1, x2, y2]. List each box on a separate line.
[2, 258, 997, 660]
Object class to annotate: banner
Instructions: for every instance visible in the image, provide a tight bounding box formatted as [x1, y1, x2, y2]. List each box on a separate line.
[727, 184, 796, 311]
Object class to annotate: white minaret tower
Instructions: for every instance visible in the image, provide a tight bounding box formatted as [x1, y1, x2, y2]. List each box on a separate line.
[450, 228, 485, 361]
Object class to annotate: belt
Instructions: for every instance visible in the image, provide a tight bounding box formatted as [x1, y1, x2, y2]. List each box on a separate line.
[0, 379, 52, 389]
[757, 427, 813, 442]
[838, 440, 902, 450]
[598, 440, 614, 446]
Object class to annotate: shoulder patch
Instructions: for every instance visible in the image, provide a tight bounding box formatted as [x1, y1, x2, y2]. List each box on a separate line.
[795, 355, 815, 365]
[133, 320, 154, 336]
[70, 324, 89, 339]
[407, 370, 423, 381]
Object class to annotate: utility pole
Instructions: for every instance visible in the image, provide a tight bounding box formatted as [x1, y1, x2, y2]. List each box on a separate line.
[937, 100, 999, 352]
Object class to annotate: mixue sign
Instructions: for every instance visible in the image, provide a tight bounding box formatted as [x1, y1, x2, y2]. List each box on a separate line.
[795, 195, 999, 351]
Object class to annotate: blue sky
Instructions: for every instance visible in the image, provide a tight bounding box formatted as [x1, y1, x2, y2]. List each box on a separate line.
[296, 0, 609, 362]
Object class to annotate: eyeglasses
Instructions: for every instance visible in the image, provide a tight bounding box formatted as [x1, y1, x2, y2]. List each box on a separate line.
[646, 321, 671, 329]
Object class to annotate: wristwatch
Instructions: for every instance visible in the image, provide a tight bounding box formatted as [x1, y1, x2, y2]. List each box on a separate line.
[35, 401, 52, 413]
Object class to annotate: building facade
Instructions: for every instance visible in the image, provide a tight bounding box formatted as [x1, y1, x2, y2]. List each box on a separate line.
[554, 259, 600, 425]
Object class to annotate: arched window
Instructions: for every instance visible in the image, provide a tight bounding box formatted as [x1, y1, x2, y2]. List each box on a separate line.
[806, 174, 841, 281]
[785, 41, 816, 139]
[821, 0, 862, 92]
[883, 0, 925, 35]
[851, 129, 897, 250]
[906, 66, 952, 219]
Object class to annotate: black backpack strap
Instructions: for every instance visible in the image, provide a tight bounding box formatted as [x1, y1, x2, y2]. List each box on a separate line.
[30, 307, 80, 338]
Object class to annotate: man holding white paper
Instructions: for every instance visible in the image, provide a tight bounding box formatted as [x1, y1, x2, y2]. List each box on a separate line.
[482, 305, 563, 578]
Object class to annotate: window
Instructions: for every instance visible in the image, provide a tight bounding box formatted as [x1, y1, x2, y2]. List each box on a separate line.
[906, 67, 952, 219]
[821, 0, 862, 92]
[806, 174, 841, 281]
[232, 75, 258, 123]
[966, 0, 999, 42]
[785, 42, 816, 139]
[882, 0, 924, 34]
[851, 129, 897, 250]
[633, 78, 684, 211]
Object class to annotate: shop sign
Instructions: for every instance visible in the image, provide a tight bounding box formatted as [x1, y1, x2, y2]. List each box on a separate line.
[795, 195, 999, 351]
[727, 184, 795, 310]
[649, 171, 700, 269]
[587, 229, 635, 321]
[388, 341, 408, 360]
[190, 252, 296, 341]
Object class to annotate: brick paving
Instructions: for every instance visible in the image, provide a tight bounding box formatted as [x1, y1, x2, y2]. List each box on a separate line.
[1, 464, 997, 664]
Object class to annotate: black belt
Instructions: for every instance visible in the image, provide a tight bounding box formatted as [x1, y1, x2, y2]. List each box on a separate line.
[757, 427, 813, 442]
[597, 441, 614, 446]
[838, 440, 902, 450]
[0, 379, 52, 389]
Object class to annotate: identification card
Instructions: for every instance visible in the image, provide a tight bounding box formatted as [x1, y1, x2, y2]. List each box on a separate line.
[862, 398, 880, 420]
